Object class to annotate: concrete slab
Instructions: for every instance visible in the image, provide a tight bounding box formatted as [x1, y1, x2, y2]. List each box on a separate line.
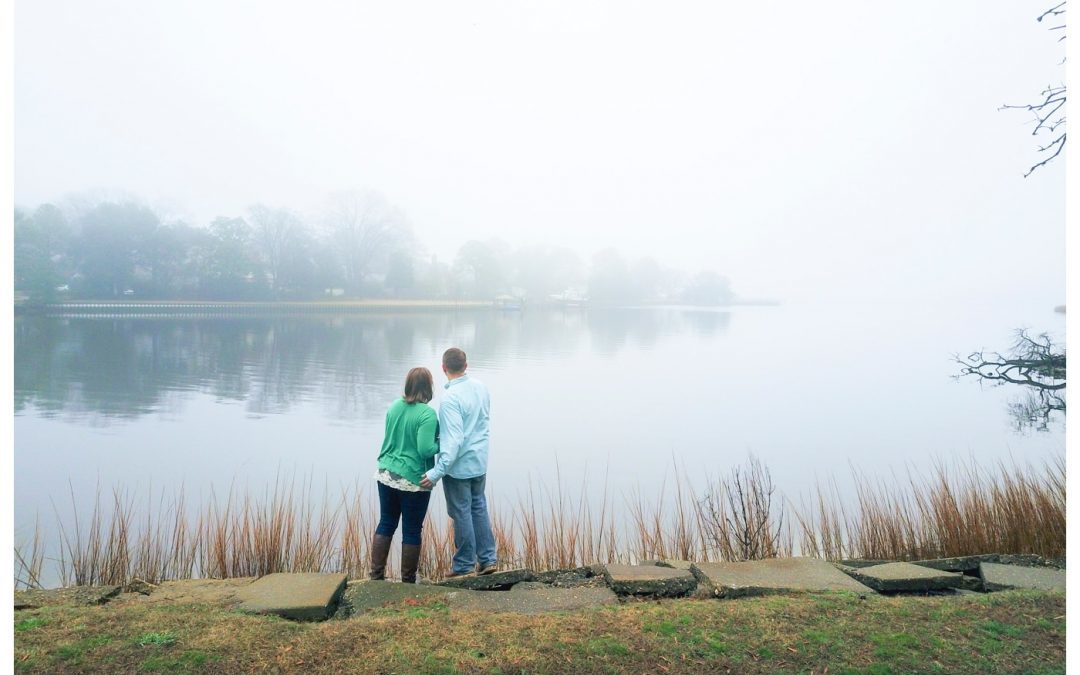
[236, 573, 347, 621]
[841, 562, 961, 593]
[910, 554, 1060, 573]
[533, 567, 602, 587]
[124, 578, 157, 595]
[909, 555, 998, 573]
[980, 563, 1065, 592]
[132, 578, 255, 607]
[837, 559, 893, 569]
[656, 560, 695, 571]
[15, 585, 121, 610]
[336, 580, 458, 617]
[436, 568, 534, 590]
[691, 558, 873, 598]
[601, 564, 697, 597]
[997, 554, 1064, 569]
[448, 583, 619, 614]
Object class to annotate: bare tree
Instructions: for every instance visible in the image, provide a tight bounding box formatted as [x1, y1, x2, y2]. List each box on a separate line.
[698, 455, 787, 561]
[248, 204, 303, 294]
[1002, 2, 1067, 176]
[956, 329, 1066, 431]
[323, 190, 409, 293]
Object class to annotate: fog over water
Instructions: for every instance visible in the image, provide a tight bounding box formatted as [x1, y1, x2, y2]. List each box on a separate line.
[14, 2, 1066, 575]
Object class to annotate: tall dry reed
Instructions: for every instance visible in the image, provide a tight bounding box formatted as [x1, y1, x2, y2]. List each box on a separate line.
[14, 515, 44, 590]
[23, 454, 1064, 589]
[796, 455, 1066, 561]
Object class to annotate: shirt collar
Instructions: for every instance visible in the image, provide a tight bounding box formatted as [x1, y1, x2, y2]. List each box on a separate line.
[444, 374, 469, 389]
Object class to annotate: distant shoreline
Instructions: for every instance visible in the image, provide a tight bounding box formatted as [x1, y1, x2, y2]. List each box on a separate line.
[15, 299, 780, 316]
[14, 299, 494, 316]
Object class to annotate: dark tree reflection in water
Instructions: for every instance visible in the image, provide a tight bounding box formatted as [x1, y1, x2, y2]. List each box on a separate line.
[15, 309, 730, 424]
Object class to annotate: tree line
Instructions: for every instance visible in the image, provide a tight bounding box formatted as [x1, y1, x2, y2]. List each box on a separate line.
[14, 191, 734, 306]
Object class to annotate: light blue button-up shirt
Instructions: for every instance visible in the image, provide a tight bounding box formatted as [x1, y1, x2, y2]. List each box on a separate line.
[425, 375, 491, 482]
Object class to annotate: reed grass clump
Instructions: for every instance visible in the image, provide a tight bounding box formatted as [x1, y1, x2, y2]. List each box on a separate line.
[796, 455, 1066, 561]
[15, 454, 1064, 590]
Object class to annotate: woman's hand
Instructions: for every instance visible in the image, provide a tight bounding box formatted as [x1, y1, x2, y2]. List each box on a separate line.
[419, 475, 434, 489]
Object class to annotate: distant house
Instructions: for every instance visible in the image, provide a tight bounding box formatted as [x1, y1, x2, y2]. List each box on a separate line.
[547, 288, 587, 307]
[494, 294, 524, 310]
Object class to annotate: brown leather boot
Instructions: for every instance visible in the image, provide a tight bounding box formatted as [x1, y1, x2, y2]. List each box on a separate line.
[369, 534, 392, 580]
[401, 543, 422, 584]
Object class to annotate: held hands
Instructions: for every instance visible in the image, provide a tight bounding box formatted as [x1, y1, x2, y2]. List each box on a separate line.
[419, 474, 435, 489]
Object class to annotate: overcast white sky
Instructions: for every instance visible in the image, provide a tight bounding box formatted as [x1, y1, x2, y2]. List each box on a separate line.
[14, 1, 1065, 304]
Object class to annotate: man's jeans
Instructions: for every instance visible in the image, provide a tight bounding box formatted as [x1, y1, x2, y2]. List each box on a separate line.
[442, 474, 497, 575]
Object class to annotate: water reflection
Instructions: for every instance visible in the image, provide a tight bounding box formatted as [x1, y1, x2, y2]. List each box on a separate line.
[15, 308, 731, 423]
[586, 307, 732, 354]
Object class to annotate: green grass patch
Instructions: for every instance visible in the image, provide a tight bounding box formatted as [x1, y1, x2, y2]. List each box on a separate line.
[403, 602, 449, 619]
[1034, 617, 1061, 632]
[583, 636, 631, 657]
[643, 620, 678, 637]
[706, 640, 728, 655]
[803, 628, 834, 645]
[979, 620, 1025, 639]
[14, 617, 47, 632]
[869, 632, 920, 659]
[54, 635, 113, 664]
[135, 631, 178, 647]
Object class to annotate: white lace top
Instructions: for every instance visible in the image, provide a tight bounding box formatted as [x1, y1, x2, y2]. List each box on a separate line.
[374, 469, 429, 493]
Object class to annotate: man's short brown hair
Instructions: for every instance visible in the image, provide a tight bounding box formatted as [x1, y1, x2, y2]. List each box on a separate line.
[442, 347, 467, 375]
[403, 367, 434, 404]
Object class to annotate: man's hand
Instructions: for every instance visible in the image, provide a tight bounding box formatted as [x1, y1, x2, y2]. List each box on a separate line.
[419, 475, 434, 489]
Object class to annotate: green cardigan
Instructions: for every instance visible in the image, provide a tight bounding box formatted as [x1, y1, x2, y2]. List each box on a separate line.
[376, 398, 439, 485]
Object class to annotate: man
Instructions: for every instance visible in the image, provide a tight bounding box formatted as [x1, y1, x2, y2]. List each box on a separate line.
[419, 347, 497, 577]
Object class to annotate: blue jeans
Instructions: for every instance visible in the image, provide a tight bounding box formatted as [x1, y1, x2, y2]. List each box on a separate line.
[375, 482, 432, 546]
[442, 475, 497, 574]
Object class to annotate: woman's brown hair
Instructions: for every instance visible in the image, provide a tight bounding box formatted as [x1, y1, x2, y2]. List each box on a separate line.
[403, 367, 434, 404]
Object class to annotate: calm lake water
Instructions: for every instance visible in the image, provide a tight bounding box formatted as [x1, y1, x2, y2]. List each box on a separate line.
[14, 302, 1064, 552]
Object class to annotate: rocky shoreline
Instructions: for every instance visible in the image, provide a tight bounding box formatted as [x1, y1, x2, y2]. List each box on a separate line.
[15, 553, 1065, 622]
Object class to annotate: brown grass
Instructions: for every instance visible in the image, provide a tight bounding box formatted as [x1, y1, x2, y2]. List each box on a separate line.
[20, 454, 1064, 589]
[13, 590, 1067, 674]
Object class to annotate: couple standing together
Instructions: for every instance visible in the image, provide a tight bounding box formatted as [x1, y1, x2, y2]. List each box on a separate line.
[369, 347, 496, 583]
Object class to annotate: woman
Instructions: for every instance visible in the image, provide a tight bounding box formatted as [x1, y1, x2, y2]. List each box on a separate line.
[370, 367, 439, 583]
